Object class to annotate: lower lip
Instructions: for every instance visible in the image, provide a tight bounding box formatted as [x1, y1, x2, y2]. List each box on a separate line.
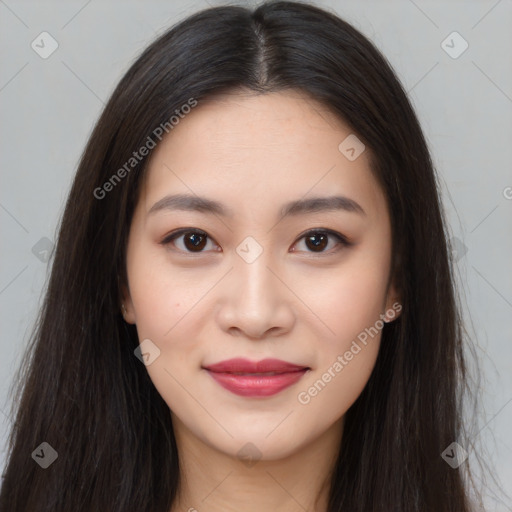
[206, 369, 308, 397]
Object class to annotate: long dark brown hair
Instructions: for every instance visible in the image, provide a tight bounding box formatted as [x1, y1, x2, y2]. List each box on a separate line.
[0, 1, 488, 510]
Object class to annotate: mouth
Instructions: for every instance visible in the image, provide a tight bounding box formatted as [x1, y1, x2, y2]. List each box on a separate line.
[203, 358, 310, 397]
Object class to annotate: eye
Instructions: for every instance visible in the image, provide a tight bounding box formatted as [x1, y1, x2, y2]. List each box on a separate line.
[292, 229, 350, 254]
[161, 228, 219, 253]
[161, 228, 350, 255]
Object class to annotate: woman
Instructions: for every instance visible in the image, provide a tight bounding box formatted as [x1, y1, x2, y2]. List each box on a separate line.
[0, 1, 485, 510]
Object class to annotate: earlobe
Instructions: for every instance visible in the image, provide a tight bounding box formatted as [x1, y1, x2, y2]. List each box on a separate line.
[118, 278, 136, 324]
[383, 299, 402, 323]
[383, 281, 402, 323]
[120, 299, 136, 324]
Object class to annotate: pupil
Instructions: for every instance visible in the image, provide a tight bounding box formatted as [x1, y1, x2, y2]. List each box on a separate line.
[185, 232, 206, 251]
[306, 234, 327, 251]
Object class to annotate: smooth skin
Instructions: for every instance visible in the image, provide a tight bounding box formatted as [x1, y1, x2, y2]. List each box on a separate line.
[122, 90, 401, 512]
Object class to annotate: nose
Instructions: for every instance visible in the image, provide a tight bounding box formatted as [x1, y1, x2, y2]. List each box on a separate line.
[216, 252, 296, 340]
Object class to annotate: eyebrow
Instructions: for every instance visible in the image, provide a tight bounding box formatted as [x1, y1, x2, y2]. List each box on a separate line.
[147, 193, 366, 218]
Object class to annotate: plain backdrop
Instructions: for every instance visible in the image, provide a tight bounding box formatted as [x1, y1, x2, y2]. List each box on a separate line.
[1, 0, 511, 509]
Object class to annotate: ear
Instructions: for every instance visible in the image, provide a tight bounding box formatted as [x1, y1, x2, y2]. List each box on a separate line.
[119, 278, 136, 324]
[383, 279, 402, 323]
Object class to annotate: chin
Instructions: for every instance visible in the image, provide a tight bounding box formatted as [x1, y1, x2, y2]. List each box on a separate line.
[194, 416, 316, 462]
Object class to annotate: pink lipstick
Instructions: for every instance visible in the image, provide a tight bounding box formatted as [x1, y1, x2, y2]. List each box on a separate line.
[203, 358, 309, 397]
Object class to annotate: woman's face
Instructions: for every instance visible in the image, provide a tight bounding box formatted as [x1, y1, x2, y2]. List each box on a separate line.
[123, 90, 400, 460]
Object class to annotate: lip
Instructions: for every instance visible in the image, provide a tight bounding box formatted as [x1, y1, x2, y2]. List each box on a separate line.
[203, 358, 309, 397]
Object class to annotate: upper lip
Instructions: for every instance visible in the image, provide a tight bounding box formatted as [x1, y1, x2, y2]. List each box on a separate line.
[203, 358, 309, 374]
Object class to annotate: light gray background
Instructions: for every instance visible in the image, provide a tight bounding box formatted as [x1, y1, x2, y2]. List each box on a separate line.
[1, 0, 511, 509]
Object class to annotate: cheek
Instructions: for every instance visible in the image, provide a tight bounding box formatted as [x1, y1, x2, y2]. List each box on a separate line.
[294, 272, 387, 416]
[292, 254, 390, 417]
[126, 245, 218, 398]
[127, 262, 206, 413]
[294, 333, 381, 434]
[301, 256, 390, 348]
[127, 242, 206, 340]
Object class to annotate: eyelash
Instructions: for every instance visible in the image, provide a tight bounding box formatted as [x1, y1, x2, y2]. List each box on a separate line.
[160, 228, 351, 256]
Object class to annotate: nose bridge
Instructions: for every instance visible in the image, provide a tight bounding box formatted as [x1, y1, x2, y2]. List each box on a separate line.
[233, 245, 277, 309]
[216, 241, 295, 338]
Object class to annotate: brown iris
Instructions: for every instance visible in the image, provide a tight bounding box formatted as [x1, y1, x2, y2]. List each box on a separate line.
[183, 231, 208, 251]
[304, 233, 328, 252]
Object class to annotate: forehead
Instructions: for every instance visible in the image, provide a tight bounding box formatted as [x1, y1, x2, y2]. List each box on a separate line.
[139, 90, 387, 220]
[163, 89, 351, 153]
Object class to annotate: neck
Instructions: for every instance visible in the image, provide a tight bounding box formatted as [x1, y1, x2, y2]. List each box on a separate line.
[170, 415, 343, 512]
